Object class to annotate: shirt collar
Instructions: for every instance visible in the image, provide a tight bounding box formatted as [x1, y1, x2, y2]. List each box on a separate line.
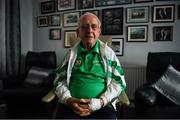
[78, 39, 100, 55]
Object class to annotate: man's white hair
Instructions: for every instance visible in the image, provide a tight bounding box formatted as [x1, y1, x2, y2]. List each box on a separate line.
[78, 12, 101, 28]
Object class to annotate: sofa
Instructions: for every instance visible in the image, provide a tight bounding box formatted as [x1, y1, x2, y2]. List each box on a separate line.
[2, 51, 57, 118]
[135, 52, 180, 118]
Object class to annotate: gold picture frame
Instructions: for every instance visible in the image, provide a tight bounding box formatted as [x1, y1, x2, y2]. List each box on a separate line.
[64, 30, 78, 48]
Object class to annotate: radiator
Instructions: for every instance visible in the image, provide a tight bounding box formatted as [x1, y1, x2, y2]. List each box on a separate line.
[122, 65, 146, 100]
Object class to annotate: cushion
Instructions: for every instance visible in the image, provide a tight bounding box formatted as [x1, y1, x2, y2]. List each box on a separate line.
[24, 66, 53, 86]
[151, 65, 180, 105]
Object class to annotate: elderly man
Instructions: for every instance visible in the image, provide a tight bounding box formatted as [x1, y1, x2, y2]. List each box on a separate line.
[54, 12, 126, 119]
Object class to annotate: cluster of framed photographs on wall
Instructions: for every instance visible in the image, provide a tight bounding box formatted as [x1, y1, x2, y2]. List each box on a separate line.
[126, 4, 175, 42]
[37, 14, 61, 27]
[37, 14, 61, 40]
[37, 0, 178, 56]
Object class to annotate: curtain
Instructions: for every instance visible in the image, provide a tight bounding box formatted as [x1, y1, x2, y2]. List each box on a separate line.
[0, 0, 21, 78]
[0, 0, 6, 78]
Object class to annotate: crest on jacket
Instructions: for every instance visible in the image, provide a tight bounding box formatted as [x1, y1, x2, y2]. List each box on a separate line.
[74, 57, 82, 67]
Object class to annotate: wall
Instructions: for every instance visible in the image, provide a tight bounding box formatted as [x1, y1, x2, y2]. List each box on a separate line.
[20, 0, 33, 55]
[31, 0, 180, 66]
[19, 0, 33, 71]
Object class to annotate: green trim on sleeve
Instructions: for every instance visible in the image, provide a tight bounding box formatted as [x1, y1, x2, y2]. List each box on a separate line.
[55, 64, 67, 74]
[53, 50, 70, 88]
[107, 60, 124, 75]
[107, 72, 126, 90]
[106, 59, 126, 91]
[53, 63, 68, 87]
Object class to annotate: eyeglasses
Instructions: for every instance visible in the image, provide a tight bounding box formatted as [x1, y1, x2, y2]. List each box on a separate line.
[80, 24, 99, 30]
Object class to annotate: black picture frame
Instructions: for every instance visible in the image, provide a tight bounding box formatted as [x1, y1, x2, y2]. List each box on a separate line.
[49, 28, 61, 40]
[102, 8, 123, 35]
[178, 5, 180, 20]
[112, 38, 124, 56]
[78, 0, 94, 9]
[153, 26, 173, 41]
[41, 1, 55, 14]
[127, 25, 148, 42]
[95, 0, 131, 7]
[37, 16, 48, 27]
[49, 14, 61, 26]
[152, 4, 175, 23]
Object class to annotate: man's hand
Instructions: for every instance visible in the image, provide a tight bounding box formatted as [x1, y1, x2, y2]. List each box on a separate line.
[88, 98, 104, 111]
[66, 97, 91, 116]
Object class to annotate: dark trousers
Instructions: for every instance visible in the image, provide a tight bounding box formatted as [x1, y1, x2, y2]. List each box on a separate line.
[54, 103, 117, 119]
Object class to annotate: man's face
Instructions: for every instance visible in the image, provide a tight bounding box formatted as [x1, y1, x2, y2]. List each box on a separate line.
[78, 15, 101, 48]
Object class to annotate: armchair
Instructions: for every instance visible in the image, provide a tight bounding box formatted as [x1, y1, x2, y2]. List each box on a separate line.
[42, 37, 130, 118]
[2, 51, 57, 118]
[135, 52, 180, 118]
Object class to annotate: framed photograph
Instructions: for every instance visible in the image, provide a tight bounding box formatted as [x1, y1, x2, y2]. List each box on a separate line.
[78, 0, 94, 9]
[102, 8, 123, 35]
[127, 25, 148, 42]
[63, 12, 80, 27]
[64, 30, 78, 48]
[82, 10, 100, 18]
[152, 5, 175, 23]
[41, 1, 55, 14]
[57, 0, 76, 11]
[37, 16, 48, 27]
[49, 14, 61, 26]
[126, 6, 149, 23]
[95, 0, 131, 7]
[49, 29, 61, 40]
[112, 38, 124, 56]
[178, 5, 180, 20]
[153, 26, 173, 41]
[134, 0, 153, 3]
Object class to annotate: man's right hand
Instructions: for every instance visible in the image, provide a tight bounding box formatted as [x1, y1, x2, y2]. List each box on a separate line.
[66, 97, 91, 116]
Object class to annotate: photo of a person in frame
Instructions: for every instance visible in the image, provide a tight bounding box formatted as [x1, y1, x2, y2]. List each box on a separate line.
[156, 7, 171, 20]
[155, 27, 172, 41]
